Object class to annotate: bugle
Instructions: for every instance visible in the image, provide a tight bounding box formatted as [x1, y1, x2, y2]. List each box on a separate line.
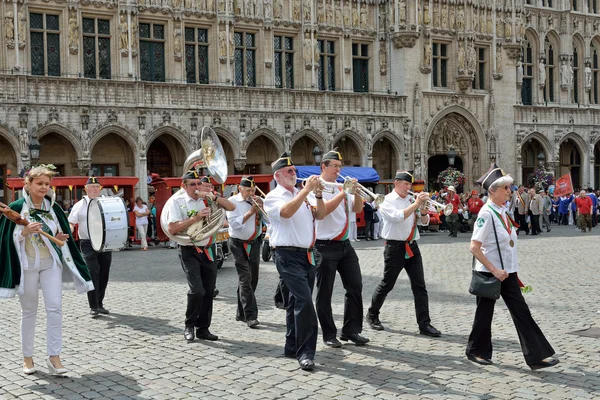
[408, 190, 454, 216]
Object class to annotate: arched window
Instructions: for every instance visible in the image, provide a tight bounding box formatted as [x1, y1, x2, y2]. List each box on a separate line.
[590, 0, 598, 13]
[573, 46, 580, 104]
[545, 38, 556, 103]
[573, 0, 579, 11]
[592, 43, 600, 104]
[522, 36, 534, 105]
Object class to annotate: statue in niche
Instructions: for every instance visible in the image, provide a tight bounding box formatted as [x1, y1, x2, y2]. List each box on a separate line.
[399, 0, 406, 23]
[69, 12, 79, 51]
[139, 130, 147, 154]
[379, 6, 385, 29]
[206, 0, 215, 12]
[240, 130, 248, 153]
[456, 6, 464, 30]
[274, 0, 282, 19]
[255, 0, 263, 17]
[119, 14, 128, 51]
[449, 5, 455, 30]
[245, 0, 253, 16]
[441, 3, 448, 29]
[19, 129, 28, 155]
[433, 4, 439, 27]
[318, 2, 325, 23]
[335, 0, 343, 26]
[585, 62, 592, 87]
[184, 0, 192, 8]
[423, 2, 430, 25]
[458, 42, 466, 71]
[313, 36, 319, 64]
[467, 44, 477, 75]
[379, 46, 387, 73]
[360, 2, 368, 27]
[132, 15, 138, 53]
[479, 12, 485, 34]
[292, 0, 301, 21]
[517, 60, 524, 84]
[560, 59, 569, 85]
[435, 133, 444, 153]
[568, 59, 574, 86]
[496, 16, 502, 37]
[344, 2, 351, 26]
[234, 0, 242, 15]
[303, 32, 312, 68]
[496, 49, 503, 74]
[366, 131, 373, 158]
[18, 8, 26, 45]
[352, 3, 359, 26]
[5, 12, 14, 43]
[229, 29, 235, 56]
[473, 11, 478, 32]
[219, 26, 227, 57]
[505, 15, 512, 37]
[326, 1, 334, 24]
[539, 59, 546, 84]
[304, 0, 311, 22]
[173, 0, 181, 8]
[264, 0, 272, 18]
[174, 26, 182, 58]
[487, 13, 493, 34]
[424, 42, 432, 66]
[459, 134, 467, 152]
[81, 131, 90, 158]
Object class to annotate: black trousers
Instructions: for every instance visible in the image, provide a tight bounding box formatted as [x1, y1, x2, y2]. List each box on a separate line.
[273, 247, 318, 362]
[80, 240, 112, 310]
[466, 273, 555, 364]
[274, 277, 289, 307]
[517, 213, 529, 234]
[179, 245, 218, 331]
[529, 212, 541, 235]
[446, 214, 460, 235]
[364, 219, 375, 239]
[229, 237, 261, 321]
[368, 242, 431, 329]
[314, 240, 363, 340]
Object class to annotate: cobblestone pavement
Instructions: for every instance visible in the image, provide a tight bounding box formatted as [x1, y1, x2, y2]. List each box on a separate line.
[0, 224, 599, 399]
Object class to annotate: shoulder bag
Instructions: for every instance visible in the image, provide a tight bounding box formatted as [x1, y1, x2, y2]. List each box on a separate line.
[469, 212, 504, 300]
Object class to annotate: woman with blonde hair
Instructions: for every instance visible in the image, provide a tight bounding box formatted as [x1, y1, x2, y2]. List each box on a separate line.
[133, 196, 150, 250]
[0, 165, 93, 375]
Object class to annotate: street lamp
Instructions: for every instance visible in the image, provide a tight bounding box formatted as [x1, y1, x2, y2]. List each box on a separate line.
[537, 151, 546, 169]
[447, 145, 457, 168]
[312, 144, 323, 166]
[29, 137, 41, 165]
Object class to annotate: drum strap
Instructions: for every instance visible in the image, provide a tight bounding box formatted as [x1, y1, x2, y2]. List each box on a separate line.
[29, 209, 63, 260]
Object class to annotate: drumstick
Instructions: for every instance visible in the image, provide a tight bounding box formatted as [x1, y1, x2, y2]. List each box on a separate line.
[0, 202, 65, 247]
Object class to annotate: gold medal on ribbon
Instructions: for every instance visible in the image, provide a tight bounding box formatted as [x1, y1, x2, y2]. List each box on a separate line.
[509, 239, 514, 247]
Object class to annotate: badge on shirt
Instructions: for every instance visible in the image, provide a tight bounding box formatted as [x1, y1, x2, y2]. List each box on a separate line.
[476, 217, 485, 228]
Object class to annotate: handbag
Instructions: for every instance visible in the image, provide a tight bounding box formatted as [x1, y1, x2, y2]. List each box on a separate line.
[469, 212, 504, 300]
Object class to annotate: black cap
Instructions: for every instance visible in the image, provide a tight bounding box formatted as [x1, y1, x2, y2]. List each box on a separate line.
[394, 170, 414, 183]
[321, 148, 343, 162]
[271, 152, 294, 173]
[182, 169, 201, 180]
[240, 176, 255, 188]
[476, 163, 506, 191]
[200, 176, 213, 184]
[86, 175, 100, 185]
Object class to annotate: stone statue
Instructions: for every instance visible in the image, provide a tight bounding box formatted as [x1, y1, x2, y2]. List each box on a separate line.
[245, 0, 253, 16]
[379, 46, 387, 73]
[131, 16, 138, 53]
[119, 14, 128, 51]
[174, 27, 182, 57]
[284, 131, 291, 152]
[313, 36, 319, 64]
[240, 130, 248, 152]
[326, 1, 334, 24]
[234, 0, 242, 15]
[139, 130, 147, 153]
[229, 28, 235, 56]
[255, 0, 263, 18]
[303, 32, 312, 68]
[293, 0, 301, 21]
[343, 2, 351, 26]
[473, 11, 479, 32]
[19, 129, 28, 155]
[496, 17, 503, 37]
[539, 59, 546, 84]
[459, 134, 467, 151]
[433, 4, 439, 27]
[206, 0, 215, 12]
[479, 12, 485, 34]
[173, 0, 181, 8]
[423, 2, 430, 25]
[5, 12, 14, 43]
[18, 8, 26, 45]
[456, 6, 464, 31]
[264, 0, 272, 18]
[274, 0, 282, 18]
[335, 0, 343, 26]
[496, 49, 503, 74]
[360, 2, 368, 27]
[487, 14, 493, 34]
[399, 0, 406, 23]
[318, 2, 325, 23]
[219, 26, 227, 57]
[504, 16, 512, 37]
[81, 131, 90, 158]
[303, 0, 311, 21]
[467, 44, 477, 75]
[449, 5, 455, 30]
[184, 0, 192, 8]
[424, 42, 432, 66]
[366, 132, 373, 157]
[352, 3, 359, 26]
[458, 42, 466, 71]
[517, 60, 524, 84]
[560, 59, 569, 85]
[441, 3, 448, 29]
[585, 63, 592, 87]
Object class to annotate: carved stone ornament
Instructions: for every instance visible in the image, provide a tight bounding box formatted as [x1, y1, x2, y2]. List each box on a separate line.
[162, 111, 172, 124]
[503, 44, 522, 61]
[77, 159, 91, 175]
[392, 31, 419, 49]
[19, 109, 28, 129]
[455, 76, 472, 93]
[49, 107, 59, 123]
[234, 158, 247, 172]
[80, 113, 89, 131]
[138, 114, 146, 130]
[108, 109, 118, 123]
[190, 114, 198, 131]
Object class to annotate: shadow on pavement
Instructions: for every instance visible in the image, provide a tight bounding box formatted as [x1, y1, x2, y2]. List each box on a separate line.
[104, 313, 180, 336]
[25, 370, 144, 399]
[381, 328, 521, 350]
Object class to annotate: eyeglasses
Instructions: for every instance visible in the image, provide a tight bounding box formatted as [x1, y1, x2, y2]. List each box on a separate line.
[328, 164, 342, 169]
[503, 185, 511, 190]
[187, 183, 200, 187]
[283, 168, 296, 175]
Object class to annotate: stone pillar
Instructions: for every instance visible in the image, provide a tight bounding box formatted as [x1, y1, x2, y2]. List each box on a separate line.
[138, 113, 148, 201]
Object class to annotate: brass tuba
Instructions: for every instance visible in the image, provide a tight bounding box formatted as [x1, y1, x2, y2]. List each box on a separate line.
[160, 127, 228, 245]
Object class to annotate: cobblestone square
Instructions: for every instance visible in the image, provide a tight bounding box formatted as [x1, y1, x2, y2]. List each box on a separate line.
[0, 225, 599, 399]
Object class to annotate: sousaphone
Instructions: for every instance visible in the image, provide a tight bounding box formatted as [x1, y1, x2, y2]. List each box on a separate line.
[160, 127, 228, 245]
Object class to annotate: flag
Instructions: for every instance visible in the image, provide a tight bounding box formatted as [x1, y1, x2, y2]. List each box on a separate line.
[553, 173, 573, 197]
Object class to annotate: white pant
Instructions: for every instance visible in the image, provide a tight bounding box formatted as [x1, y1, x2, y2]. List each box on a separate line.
[349, 221, 358, 241]
[19, 266, 63, 357]
[137, 224, 148, 248]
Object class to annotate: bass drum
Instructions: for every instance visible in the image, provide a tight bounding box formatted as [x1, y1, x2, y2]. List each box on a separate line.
[87, 197, 128, 252]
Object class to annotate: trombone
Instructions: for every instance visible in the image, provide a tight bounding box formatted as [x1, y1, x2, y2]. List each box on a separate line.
[408, 190, 454, 216]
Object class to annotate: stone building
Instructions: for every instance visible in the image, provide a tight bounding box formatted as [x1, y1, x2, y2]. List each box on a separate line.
[0, 0, 599, 203]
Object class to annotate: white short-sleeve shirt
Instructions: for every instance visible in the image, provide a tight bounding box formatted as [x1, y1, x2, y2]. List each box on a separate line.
[227, 193, 260, 241]
[471, 202, 519, 273]
[166, 191, 210, 247]
[379, 190, 429, 241]
[264, 184, 315, 248]
[308, 187, 353, 240]
[68, 196, 90, 240]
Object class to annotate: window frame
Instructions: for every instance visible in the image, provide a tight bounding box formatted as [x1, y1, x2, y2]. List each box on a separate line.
[184, 26, 210, 84]
[318, 39, 336, 91]
[82, 16, 112, 80]
[139, 21, 166, 82]
[432, 42, 449, 88]
[274, 35, 295, 89]
[234, 31, 257, 87]
[30, 12, 62, 77]
[474, 46, 488, 91]
[352, 42, 370, 93]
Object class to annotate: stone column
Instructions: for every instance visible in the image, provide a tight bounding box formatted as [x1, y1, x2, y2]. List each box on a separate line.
[18, 108, 29, 172]
[137, 114, 148, 201]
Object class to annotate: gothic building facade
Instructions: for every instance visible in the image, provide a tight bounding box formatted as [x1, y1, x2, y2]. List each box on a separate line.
[0, 0, 599, 202]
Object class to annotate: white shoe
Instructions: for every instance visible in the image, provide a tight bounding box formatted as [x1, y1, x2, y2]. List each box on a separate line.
[47, 357, 68, 375]
[23, 364, 36, 375]
[355, 239, 360, 242]
[350, 239, 356, 242]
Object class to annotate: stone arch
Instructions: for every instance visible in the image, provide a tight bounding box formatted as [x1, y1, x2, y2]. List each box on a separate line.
[524, 27, 540, 54]
[544, 30, 560, 51]
[558, 132, 588, 188]
[211, 126, 240, 157]
[372, 130, 402, 179]
[333, 129, 365, 164]
[425, 106, 485, 152]
[146, 125, 192, 155]
[290, 128, 326, 151]
[90, 123, 138, 155]
[34, 123, 82, 158]
[521, 131, 552, 160]
[0, 122, 21, 160]
[558, 131, 587, 155]
[246, 127, 284, 155]
[373, 129, 402, 155]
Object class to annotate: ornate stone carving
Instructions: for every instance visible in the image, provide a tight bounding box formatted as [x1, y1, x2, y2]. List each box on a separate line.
[69, 11, 79, 55]
[162, 111, 171, 124]
[392, 32, 419, 48]
[119, 14, 128, 54]
[77, 159, 92, 175]
[174, 26, 183, 61]
[234, 158, 247, 172]
[49, 107, 59, 123]
[108, 109, 118, 123]
[138, 114, 146, 130]
[379, 41, 387, 75]
[18, 8, 26, 50]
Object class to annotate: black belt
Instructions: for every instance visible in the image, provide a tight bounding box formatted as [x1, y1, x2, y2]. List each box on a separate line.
[230, 237, 261, 245]
[385, 239, 417, 247]
[179, 243, 215, 250]
[274, 246, 311, 252]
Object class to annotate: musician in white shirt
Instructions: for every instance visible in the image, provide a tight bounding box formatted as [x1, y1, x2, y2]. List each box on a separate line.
[226, 176, 264, 328]
[308, 149, 369, 348]
[264, 152, 326, 371]
[366, 171, 442, 338]
[68, 175, 112, 318]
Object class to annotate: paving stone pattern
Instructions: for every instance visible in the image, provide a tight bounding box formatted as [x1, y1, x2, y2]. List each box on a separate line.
[0, 225, 598, 399]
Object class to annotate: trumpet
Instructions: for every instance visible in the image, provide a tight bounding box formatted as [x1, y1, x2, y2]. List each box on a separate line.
[300, 177, 344, 194]
[338, 175, 385, 205]
[246, 187, 269, 223]
[408, 190, 454, 216]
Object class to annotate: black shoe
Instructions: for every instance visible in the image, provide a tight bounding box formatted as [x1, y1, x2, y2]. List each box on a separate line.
[324, 338, 342, 348]
[299, 359, 315, 371]
[213, 289, 220, 298]
[528, 358, 560, 370]
[547, 229, 551, 232]
[184, 327, 195, 342]
[283, 352, 296, 359]
[196, 330, 219, 341]
[274, 302, 286, 309]
[467, 353, 493, 365]
[247, 319, 260, 329]
[448, 232, 453, 237]
[97, 307, 109, 315]
[366, 315, 384, 331]
[235, 316, 246, 322]
[419, 324, 442, 337]
[366, 238, 371, 241]
[90, 309, 100, 318]
[340, 333, 370, 346]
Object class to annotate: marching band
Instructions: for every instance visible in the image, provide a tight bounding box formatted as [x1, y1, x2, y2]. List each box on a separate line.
[0, 133, 560, 375]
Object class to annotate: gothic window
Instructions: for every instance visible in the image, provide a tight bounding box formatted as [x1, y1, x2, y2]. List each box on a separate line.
[592, 44, 600, 104]
[274, 35, 294, 89]
[139, 22, 165, 82]
[318, 40, 336, 91]
[573, 47, 580, 104]
[352, 43, 369, 92]
[544, 39, 555, 103]
[432, 42, 448, 88]
[542, 0, 553, 6]
[475, 47, 487, 90]
[234, 32, 256, 87]
[522, 39, 533, 105]
[185, 27, 209, 84]
[573, 0, 578, 11]
[83, 18, 111, 79]
[30, 13, 61, 76]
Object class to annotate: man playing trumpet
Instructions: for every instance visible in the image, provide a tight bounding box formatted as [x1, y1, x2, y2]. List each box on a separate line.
[366, 170, 442, 338]
[226, 176, 264, 328]
[309, 149, 370, 348]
